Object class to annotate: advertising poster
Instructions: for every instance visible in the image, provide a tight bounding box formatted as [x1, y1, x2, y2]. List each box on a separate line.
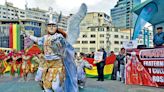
[126, 48, 164, 87]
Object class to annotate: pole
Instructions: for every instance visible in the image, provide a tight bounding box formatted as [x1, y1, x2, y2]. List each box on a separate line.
[143, 28, 146, 45]
[147, 29, 149, 47]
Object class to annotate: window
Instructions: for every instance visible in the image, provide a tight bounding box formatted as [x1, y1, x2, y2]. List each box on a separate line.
[76, 41, 80, 44]
[91, 34, 96, 38]
[82, 41, 88, 44]
[126, 36, 129, 39]
[20, 15, 25, 18]
[90, 48, 95, 52]
[121, 35, 124, 38]
[3, 16, 6, 18]
[75, 48, 80, 52]
[100, 34, 104, 37]
[114, 48, 119, 52]
[114, 35, 119, 38]
[98, 27, 104, 31]
[82, 34, 87, 38]
[20, 11, 24, 14]
[100, 41, 104, 44]
[114, 41, 119, 44]
[107, 27, 110, 31]
[82, 48, 88, 52]
[120, 41, 123, 44]
[107, 34, 110, 37]
[91, 28, 95, 31]
[98, 13, 103, 17]
[90, 41, 95, 44]
[115, 28, 118, 32]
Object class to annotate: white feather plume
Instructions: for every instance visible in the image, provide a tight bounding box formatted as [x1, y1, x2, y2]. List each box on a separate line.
[66, 3, 87, 45]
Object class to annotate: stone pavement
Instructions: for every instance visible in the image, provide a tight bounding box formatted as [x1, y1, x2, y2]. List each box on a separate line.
[0, 75, 164, 92]
[85, 78, 164, 92]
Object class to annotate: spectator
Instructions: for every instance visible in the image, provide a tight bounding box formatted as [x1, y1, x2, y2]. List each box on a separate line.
[116, 48, 126, 83]
[96, 48, 107, 81]
[109, 51, 117, 80]
[90, 52, 94, 58]
[153, 27, 164, 47]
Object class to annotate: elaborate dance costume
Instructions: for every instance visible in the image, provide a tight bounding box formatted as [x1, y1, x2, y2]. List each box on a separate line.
[76, 57, 92, 88]
[22, 53, 31, 81]
[24, 3, 87, 92]
[0, 59, 5, 77]
[11, 53, 18, 77]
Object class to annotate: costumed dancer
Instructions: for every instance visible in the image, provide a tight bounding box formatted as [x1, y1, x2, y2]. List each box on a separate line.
[0, 58, 5, 78]
[31, 53, 40, 73]
[34, 52, 48, 91]
[24, 3, 87, 92]
[15, 51, 23, 78]
[21, 51, 31, 81]
[11, 50, 18, 79]
[34, 52, 47, 81]
[76, 53, 92, 88]
[0, 50, 6, 77]
[28, 53, 41, 80]
[3, 55, 12, 74]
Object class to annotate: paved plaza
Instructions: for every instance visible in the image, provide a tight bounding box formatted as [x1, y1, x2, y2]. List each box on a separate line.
[0, 74, 163, 92]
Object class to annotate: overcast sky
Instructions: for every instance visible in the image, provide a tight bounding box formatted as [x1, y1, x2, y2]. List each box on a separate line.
[0, 0, 146, 16]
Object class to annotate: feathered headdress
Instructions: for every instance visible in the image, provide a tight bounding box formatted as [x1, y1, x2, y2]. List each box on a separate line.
[47, 7, 62, 26]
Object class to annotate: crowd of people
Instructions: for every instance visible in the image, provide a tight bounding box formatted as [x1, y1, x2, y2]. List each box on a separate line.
[0, 49, 43, 80]
[74, 47, 126, 84]
[0, 1, 164, 91]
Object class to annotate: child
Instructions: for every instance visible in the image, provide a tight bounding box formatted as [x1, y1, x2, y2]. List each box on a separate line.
[76, 53, 92, 88]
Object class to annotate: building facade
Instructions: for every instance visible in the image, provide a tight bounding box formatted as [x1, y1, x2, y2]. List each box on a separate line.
[0, 2, 26, 20]
[73, 12, 130, 54]
[136, 28, 153, 47]
[0, 19, 45, 49]
[0, 2, 68, 49]
[111, 0, 141, 29]
[0, 2, 68, 31]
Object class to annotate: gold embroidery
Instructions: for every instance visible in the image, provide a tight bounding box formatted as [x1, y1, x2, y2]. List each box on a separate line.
[43, 59, 65, 89]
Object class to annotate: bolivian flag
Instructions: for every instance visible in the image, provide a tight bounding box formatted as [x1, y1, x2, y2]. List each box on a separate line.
[84, 55, 116, 79]
[9, 24, 21, 51]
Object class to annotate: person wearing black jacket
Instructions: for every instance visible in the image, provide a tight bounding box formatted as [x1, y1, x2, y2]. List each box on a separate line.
[96, 48, 107, 81]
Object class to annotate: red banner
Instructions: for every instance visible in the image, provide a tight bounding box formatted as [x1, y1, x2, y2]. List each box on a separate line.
[126, 48, 164, 87]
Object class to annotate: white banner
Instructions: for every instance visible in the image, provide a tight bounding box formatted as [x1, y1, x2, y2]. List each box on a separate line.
[94, 51, 103, 64]
[123, 40, 137, 49]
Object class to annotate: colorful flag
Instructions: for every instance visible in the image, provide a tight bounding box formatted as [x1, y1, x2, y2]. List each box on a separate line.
[84, 55, 116, 79]
[9, 24, 21, 50]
